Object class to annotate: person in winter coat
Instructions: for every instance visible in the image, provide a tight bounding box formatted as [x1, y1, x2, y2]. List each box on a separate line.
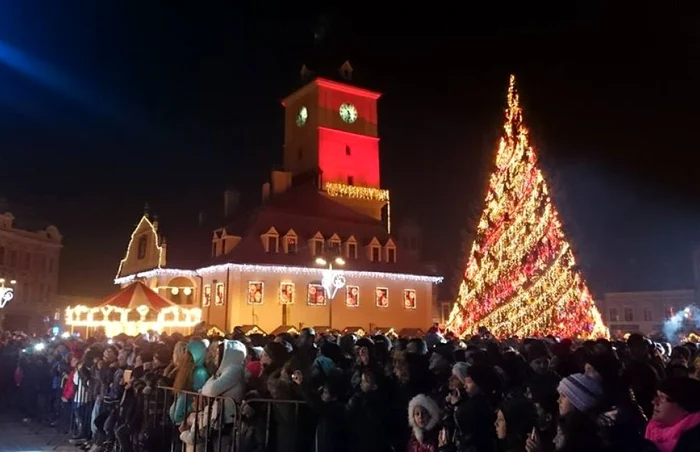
[445, 363, 498, 452]
[527, 373, 603, 452]
[170, 339, 209, 425]
[645, 377, 700, 452]
[293, 370, 348, 452]
[346, 369, 393, 452]
[495, 396, 537, 452]
[407, 394, 441, 452]
[201, 339, 247, 426]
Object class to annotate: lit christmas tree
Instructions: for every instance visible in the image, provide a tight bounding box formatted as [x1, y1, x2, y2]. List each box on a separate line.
[447, 75, 608, 339]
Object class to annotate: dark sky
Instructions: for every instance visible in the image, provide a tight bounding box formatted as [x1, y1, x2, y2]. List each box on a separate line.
[1, 2, 699, 297]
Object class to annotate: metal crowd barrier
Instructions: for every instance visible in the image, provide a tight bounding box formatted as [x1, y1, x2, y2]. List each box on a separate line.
[69, 382, 309, 452]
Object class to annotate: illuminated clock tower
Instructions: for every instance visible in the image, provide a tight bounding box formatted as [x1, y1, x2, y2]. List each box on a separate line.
[282, 62, 389, 226]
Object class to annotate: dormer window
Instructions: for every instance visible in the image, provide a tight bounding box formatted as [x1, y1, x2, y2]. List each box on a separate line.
[346, 236, 358, 259]
[286, 237, 297, 254]
[345, 145, 351, 156]
[384, 238, 397, 263]
[371, 246, 381, 262]
[310, 232, 325, 257]
[347, 176, 354, 185]
[328, 234, 341, 256]
[137, 236, 147, 260]
[313, 239, 324, 257]
[267, 235, 279, 253]
[283, 229, 298, 254]
[261, 227, 280, 253]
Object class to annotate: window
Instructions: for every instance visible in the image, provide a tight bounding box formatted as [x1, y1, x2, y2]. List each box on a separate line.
[624, 307, 634, 322]
[387, 248, 396, 263]
[0, 246, 4, 265]
[267, 235, 279, 253]
[24, 253, 30, 269]
[644, 308, 652, 322]
[137, 236, 147, 259]
[345, 145, 351, 156]
[371, 246, 381, 262]
[609, 308, 619, 322]
[9, 250, 16, 267]
[313, 240, 324, 257]
[348, 243, 357, 259]
[347, 176, 354, 185]
[329, 240, 341, 256]
[286, 237, 297, 254]
[409, 237, 417, 250]
[22, 282, 29, 303]
[48, 257, 54, 273]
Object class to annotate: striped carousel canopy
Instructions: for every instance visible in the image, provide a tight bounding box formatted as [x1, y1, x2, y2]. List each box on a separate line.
[97, 280, 175, 311]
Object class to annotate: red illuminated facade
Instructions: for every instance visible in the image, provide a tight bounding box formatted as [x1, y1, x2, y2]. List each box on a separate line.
[282, 78, 383, 189]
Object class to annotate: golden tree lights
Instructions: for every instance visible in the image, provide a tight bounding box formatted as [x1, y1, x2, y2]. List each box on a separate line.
[446, 75, 608, 339]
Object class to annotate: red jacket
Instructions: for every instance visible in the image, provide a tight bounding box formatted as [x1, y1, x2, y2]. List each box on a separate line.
[62, 369, 76, 401]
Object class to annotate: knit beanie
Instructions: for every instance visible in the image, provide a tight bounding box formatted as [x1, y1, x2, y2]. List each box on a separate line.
[452, 362, 469, 384]
[246, 361, 263, 378]
[658, 377, 700, 413]
[557, 373, 602, 412]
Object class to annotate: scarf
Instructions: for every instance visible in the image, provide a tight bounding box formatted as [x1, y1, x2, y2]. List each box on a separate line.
[645, 412, 700, 452]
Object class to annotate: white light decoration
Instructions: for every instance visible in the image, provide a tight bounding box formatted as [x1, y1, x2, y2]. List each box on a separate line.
[171, 287, 179, 295]
[0, 288, 14, 308]
[115, 268, 197, 285]
[322, 270, 346, 299]
[65, 304, 202, 337]
[116, 265, 442, 285]
[118, 264, 442, 284]
[115, 215, 167, 279]
[183, 287, 192, 296]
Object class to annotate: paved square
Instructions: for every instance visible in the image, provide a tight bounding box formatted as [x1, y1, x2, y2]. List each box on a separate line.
[0, 416, 74, 452]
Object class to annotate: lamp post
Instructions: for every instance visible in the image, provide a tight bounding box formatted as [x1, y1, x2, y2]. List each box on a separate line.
[315, 257, 346, 330]
[0, 278, 17, 309]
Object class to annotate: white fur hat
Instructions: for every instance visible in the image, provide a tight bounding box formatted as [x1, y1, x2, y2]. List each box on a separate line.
[408, 394, 440, 443]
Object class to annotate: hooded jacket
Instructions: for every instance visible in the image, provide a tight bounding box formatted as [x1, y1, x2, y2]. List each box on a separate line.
[408, 394, 440, 448]
[170, 339, 210, 424]
[201, 339, 247, 424]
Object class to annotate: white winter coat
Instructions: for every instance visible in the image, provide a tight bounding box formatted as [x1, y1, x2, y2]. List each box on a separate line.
[200, 339, 247, 425]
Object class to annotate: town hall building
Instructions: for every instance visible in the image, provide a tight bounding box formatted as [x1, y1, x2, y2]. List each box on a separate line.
[113, 63, 442, 336]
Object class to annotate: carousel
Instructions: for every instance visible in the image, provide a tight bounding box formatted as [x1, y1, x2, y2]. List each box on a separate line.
[65, 280, 202, 337]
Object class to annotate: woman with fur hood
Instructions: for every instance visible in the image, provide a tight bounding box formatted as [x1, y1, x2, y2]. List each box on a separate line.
[407, 394, 443, 452]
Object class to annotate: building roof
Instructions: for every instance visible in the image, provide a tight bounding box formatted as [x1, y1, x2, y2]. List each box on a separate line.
[213, 184, 435, 276]
[97, 280, 174, 310]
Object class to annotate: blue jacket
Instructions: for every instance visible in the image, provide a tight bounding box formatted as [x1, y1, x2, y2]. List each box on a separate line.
[169, 339, 209, 424]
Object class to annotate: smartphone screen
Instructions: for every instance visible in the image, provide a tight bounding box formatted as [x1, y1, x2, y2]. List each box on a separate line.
[123, 369, 132, 384]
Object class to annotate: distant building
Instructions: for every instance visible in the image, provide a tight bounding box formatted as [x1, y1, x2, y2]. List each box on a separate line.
[0, 211, 62, 333]
[600, 289, 695, 336]
[112, 68, 442, 335]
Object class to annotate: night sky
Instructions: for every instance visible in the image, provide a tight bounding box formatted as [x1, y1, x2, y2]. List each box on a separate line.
[1, 3, 699, 298]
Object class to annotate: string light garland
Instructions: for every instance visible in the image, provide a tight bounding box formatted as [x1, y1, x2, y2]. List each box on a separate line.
[115, 264, 442, 285]
[115, 215, 166, 279]
[65, 304, 202, 337]
[323, 182, 390, 202]
[446, 75, 608, 339]
[323, 182, 392, 233]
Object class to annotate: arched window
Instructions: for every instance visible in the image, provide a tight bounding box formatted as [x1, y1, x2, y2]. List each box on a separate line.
[137, 236, 147, 259]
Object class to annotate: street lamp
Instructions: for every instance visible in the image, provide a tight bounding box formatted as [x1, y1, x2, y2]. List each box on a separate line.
[314, 257, 346, 330]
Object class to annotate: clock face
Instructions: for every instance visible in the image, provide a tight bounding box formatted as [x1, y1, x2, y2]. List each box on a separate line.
[296, 106, 308, 127]
[339, 103, 358, 124]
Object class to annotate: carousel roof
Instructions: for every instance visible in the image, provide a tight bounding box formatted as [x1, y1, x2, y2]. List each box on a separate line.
[98, 281, 175, 310]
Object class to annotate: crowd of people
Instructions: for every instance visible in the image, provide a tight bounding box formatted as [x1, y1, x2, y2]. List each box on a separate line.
[1, 325, 700, 452]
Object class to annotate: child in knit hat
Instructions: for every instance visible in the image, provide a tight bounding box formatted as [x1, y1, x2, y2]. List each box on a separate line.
[556, 373, 602, 416]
